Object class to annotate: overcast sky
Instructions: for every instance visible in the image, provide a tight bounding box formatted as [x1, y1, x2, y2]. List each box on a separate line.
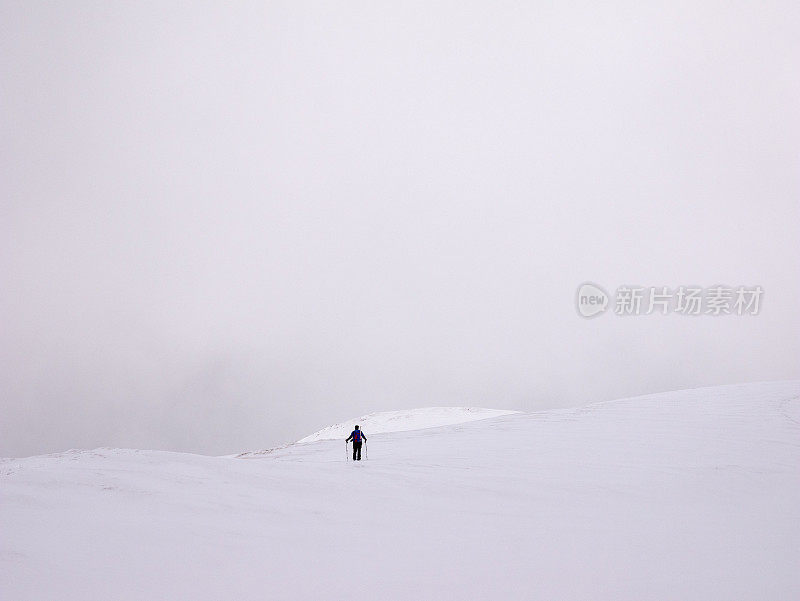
[2, 1, 799, 457]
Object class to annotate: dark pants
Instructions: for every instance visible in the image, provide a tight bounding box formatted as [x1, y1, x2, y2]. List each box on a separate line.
[352, 442, 362, 461]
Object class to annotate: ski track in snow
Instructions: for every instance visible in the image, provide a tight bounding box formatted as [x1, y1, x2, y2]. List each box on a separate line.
[2, 381, 799, 601]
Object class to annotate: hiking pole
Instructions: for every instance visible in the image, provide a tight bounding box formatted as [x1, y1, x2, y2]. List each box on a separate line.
[365, 440, 368, 460]
[346, 441, 349, 462]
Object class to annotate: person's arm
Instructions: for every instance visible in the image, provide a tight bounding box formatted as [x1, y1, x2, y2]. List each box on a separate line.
[346, 433, 353, 442]
[363, 433, 367, 441]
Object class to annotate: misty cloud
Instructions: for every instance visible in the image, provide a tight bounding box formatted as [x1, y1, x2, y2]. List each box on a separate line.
[2, 2, 799, 457]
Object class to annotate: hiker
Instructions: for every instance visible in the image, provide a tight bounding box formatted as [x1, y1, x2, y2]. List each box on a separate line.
[346, 425, 367, 461]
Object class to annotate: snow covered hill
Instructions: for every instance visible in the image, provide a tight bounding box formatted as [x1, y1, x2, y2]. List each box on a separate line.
[2, 381, 800, 601]
[296, 406, 519, 443]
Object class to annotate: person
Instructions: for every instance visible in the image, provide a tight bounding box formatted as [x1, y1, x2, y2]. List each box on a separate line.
[346, 425, 367, 461]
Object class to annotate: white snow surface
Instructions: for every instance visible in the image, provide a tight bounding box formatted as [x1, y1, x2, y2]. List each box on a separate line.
[2, 381, 800, 601]
[296, 406, 519, 443]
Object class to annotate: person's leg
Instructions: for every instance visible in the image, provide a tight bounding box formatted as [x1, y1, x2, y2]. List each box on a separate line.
[356, 444, 362, 460]
[352, 444, 358, 461]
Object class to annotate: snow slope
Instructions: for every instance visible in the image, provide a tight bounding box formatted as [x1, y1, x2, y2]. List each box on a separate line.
[296, 406, 519, 443]
[2, 381, 800, 601]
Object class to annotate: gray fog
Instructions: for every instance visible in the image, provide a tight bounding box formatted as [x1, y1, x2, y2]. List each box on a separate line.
[2, 2, 799, 457]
